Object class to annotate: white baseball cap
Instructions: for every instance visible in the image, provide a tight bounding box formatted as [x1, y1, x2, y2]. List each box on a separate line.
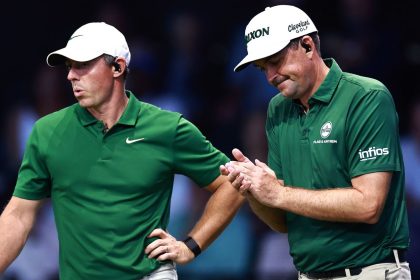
[46, 22, 131, 67]
[234, 5, 317, 72]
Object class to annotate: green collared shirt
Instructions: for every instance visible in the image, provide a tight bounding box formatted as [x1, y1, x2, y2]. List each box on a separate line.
[14, 91, 229, 279]
[266, 59, 409, 272]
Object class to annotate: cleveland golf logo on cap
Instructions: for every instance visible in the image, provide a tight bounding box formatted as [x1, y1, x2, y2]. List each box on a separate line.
[245, 27, 270, 44]
[288, 19, 311, 34]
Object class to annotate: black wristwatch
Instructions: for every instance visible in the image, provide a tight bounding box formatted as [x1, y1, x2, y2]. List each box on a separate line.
[183, 236, 202, 257]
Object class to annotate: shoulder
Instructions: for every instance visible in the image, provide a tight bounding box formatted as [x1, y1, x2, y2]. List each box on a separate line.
[138, 101, 195, 137]
[340, 72, 391, 97]
[268, 93, 293, 113]
[338, 72, 395, 111]
[139, 101, 183, 122]
[24, 104, 78, 149]
[35, 104, 78, 130]
[267, 93, 295, 126]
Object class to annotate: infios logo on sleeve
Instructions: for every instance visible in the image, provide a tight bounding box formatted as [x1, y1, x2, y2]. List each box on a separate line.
[358, 147, 389, 161]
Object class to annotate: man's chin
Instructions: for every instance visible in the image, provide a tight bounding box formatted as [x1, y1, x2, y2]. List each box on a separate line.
[280, 91, 292, 98]
[77, 100, 91, 108]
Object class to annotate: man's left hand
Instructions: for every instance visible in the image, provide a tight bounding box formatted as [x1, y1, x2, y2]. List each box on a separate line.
[145, 228, 194, 264]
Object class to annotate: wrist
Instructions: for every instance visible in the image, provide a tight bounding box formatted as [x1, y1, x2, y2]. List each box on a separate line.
[274, 183, 287, 208]
[183, 236, 201, 257]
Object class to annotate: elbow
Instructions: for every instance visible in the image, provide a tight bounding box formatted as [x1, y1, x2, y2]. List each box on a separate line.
[271, 225, 288, 233]
[268, 222, 288, 233]
[360, 202, 384, 224]
[364, 214, 380, 225]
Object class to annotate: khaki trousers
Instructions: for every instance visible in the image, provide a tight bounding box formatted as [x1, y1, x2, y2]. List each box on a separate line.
[298, 250, 411, 280]
[140, 263, 177, 280]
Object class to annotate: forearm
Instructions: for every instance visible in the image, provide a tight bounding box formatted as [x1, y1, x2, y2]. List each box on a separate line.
[188, 181, 245, 250]
[0, 197, 41, 272]
[247, 195, 287, 232]
[276, 186, 379, 223]
[0, 212, 31, 272]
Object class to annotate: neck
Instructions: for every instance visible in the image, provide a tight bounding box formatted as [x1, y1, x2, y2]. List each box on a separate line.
[88, 91, 129, 131]
[300, 59, 330, 110]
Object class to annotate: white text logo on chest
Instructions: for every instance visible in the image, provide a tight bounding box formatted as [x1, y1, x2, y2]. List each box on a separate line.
[313, 121, 338, 144]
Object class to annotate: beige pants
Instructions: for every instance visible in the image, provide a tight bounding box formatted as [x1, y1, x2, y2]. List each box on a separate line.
[140, 263, 178, 280]
[299, 250, 411, 280]
[299, 263, 411, 280]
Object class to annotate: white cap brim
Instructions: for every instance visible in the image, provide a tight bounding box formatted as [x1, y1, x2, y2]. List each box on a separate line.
[233, 41, 289, 72]
[46, 47, 104, 66]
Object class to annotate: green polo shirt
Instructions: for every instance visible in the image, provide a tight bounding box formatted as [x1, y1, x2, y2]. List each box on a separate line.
[13, 91, 229, 279]
[266, 59, 409, 272]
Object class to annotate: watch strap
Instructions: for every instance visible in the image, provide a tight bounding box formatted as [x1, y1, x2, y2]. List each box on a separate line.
[183, 236, 202, 257]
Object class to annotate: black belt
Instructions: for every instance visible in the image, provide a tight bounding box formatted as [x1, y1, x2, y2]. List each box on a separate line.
[305, 267, 362, 279]
[304, 250, 406, 279]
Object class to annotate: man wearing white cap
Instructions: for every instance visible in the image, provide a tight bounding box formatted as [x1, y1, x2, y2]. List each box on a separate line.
[221, 5, 411, 280]
[0, 22, 244, 279]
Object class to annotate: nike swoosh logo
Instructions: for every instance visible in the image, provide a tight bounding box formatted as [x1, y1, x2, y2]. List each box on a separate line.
[126, 137, 145, 144]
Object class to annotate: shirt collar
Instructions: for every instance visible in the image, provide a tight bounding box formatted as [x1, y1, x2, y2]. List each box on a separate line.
[309, 58, 343, 104]
[118, 90, 141, 126]
[76, 90, 141, 127]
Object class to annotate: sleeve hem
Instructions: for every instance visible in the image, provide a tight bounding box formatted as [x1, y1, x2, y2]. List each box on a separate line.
[13, 190, 48, 200]
[350, 165, 401, 178]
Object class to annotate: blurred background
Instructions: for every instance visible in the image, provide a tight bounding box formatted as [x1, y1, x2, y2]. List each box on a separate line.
[0, 0, 419, 279]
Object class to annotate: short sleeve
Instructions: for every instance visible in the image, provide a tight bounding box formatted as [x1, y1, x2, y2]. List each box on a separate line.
[346, 90, 402, 177]
[172, 117, 229, 187]
[13, 122, 51, 200]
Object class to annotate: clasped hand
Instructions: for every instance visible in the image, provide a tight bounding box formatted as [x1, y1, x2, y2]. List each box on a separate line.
[220, 148, 282, 208]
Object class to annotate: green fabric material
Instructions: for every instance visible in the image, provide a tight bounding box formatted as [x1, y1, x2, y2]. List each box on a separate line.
[13, 91, 229, 279]
[266, 59, 409, 272]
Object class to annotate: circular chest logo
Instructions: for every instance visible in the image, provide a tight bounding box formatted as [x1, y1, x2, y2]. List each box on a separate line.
[320, 122, 332, 139]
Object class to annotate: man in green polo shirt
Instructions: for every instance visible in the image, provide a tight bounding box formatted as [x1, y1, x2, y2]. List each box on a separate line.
[221, 5, 411, 279]
[0, 22, 244, 280]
